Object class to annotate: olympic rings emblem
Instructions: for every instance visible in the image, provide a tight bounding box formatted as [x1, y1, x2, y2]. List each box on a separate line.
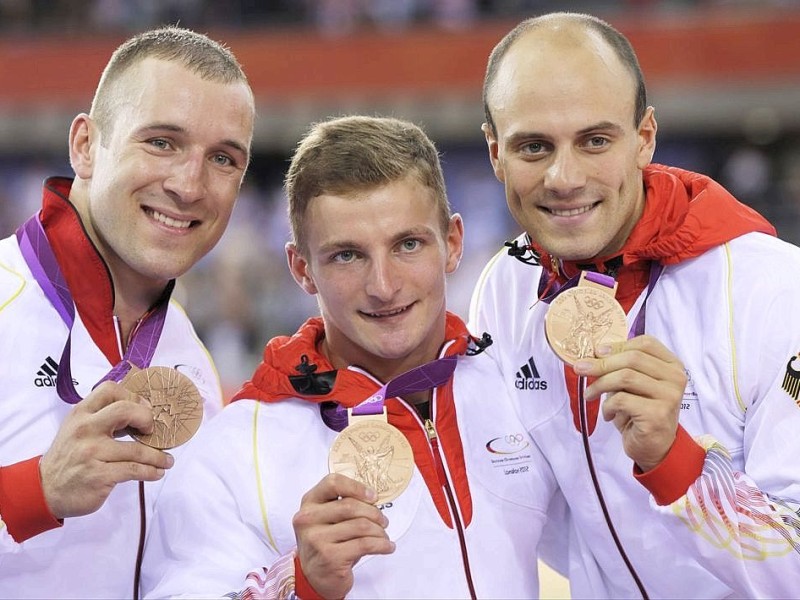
[583, 297, 604, 310]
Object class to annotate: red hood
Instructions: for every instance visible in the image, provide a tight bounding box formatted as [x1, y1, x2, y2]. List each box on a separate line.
[624, 164, 775, 265]
[231, 313, 476, 406]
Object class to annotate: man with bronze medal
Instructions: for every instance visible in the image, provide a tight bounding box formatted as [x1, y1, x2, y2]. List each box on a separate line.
[471, 11, 800, 598]
[0, 27, 255, 598]
[142, 116, 556, 599]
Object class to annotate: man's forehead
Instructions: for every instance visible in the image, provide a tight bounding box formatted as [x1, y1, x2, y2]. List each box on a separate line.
[490, 34, 635, 128]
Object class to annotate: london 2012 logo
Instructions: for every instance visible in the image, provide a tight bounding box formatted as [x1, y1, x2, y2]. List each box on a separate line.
[485, 433, 530, 454]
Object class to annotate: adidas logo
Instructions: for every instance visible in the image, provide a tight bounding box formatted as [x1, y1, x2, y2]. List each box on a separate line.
[515, 356, 548, 391]
[34, 356, 78, 388]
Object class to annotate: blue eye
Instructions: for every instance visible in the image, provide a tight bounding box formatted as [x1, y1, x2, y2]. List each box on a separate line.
[332, 250, 356, 263]
[212, 154, 234, 167]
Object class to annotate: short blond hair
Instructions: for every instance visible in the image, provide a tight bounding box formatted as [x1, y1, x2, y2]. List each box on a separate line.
[285, 115, 450, 254]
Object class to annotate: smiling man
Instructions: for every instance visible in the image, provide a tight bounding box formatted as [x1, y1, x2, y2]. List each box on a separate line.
[470, 11, 800, 598]
[0, 26, 254, 598]
[141, 115, 554, 599]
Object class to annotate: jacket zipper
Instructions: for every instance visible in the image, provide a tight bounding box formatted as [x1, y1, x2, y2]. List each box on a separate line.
[424, 418, 477, 600]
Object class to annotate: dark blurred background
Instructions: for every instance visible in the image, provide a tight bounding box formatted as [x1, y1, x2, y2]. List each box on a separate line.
[2, 0, 799, 397]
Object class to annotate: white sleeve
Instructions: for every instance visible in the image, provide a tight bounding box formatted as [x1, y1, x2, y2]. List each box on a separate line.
[651, 433, 800, 598]
[649, 254, 800, 597]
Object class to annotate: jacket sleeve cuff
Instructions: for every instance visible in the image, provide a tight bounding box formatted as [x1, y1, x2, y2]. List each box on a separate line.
[633, 425, 706, 506]
[294, 555, 327, 600]
[0, 456, 62, 542]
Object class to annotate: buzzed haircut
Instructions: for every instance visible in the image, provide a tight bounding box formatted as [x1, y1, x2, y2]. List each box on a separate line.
[90, 26, 250, 135]
[483, 12, 647, 135]
[285, 115, 451, 254]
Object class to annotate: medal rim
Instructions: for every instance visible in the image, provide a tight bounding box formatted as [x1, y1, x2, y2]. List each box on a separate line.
[328, 418, 414, 505]
[545, 286, 627, 365]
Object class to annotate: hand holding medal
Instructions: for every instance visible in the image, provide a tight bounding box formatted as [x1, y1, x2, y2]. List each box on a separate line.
[328, 356, 457, 504]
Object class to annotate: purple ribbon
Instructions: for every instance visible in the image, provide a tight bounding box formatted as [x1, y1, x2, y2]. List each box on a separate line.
[321, 355, 458, 431]
[16, 213, 170, 404]
[537, 263, 664, 338]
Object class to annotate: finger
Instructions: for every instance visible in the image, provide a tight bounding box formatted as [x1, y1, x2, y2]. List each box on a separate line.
[601, 389, 680, 426]
[295, 496, 388, 531]
[101, 439, 175, 470]
[584, 366, 674, 401]
[302, 515, 391, 547]
[77, 381, 137, 413]
[614, 334, 684, 365]
[600, 393, 632, 430]
[303, 473, 378, 505]
[92, 398, 156, 436]
[577, 343, 683, 383]
[106, 460, 169, 484]
[331, 534, 396, 560]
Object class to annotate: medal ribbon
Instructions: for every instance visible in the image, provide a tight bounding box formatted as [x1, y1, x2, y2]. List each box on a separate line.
[321, 356, 458, 431]
[16, 213, 171, 404]
[538, 263, 664, 337]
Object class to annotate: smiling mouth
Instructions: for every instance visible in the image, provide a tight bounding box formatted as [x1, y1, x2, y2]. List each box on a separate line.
[544, 201, 600, 217]
[146, 208, 196, 229]
[362, 304, 412, 319]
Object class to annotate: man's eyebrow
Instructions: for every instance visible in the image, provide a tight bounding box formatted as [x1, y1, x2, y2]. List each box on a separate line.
[505, 130, 549, 146]
[316, 226, 436, 254]
[317, 239, 360, 254]
[576, 121, 625, 136]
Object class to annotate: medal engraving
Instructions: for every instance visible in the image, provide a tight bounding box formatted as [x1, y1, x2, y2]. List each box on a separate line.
[545, 286, 627, 365]
[329, 419, 414, 504]
[123, 366, 203, 449]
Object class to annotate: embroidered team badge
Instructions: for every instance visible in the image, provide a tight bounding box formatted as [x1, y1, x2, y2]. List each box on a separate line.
[781, 352, 800, 404]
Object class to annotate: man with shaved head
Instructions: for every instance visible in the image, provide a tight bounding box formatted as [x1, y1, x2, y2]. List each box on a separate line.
[0, 26, 254, 597]
[471, 12, 800, 598]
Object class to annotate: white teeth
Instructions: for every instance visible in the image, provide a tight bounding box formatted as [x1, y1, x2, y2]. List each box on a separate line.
[368, 306, 407, 318]
[549, 205, 594, 217]
[150, 209, 192, 229]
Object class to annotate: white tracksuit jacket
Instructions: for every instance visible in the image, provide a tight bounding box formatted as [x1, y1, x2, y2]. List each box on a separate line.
[469, 165, 800, 598]
[0, 178, 222, 598]
[142, 316, 556, 599]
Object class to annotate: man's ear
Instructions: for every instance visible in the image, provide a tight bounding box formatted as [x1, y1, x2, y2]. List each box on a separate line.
[482, 122, 505, 183]
[286, 242, 318, 295]
[636, 106, 658, 169]
[445, 213, 465, 274]
[69, 114, 97, 180]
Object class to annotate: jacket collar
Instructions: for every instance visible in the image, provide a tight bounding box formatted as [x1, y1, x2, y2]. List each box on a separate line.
[231, 313, 479, 406]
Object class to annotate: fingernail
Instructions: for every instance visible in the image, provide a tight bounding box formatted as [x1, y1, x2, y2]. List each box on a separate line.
[596, 345, 612, 356]
[165, 453, 175, 468]
[365, 488, 377, 502]
[574, 360, 591, 373]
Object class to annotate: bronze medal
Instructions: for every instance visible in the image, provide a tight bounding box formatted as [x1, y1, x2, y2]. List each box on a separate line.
[329, 411, 414, 505]
[123, 366, 203, 449]
[545, 272, 627, 365]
